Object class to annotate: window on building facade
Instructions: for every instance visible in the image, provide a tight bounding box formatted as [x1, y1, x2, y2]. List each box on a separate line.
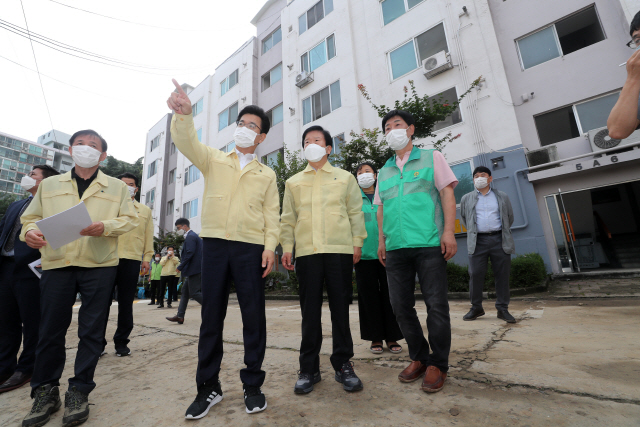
[146, 188, 155, 207]
[222, 141, 236, 153]
[219, 102, 239, 131]
[381, 0, 424, 26]
[220, 69, 239, 96]
[147, 160, 157, 178]
[263, 149, 283, 167]
[167, 199, 174, 215]
[266, 104, 284, 127]
[192, 98, 204, 117]
[389, 23, 448, 80]
[449, 161, 474, 205]
[517, 6, 604, 70]
[184, 164, 201, 186]
[183, 198, 199, 219]
[170, 142, 176, 154]
[299, 0, 333, 34]
[430, 87, 462, 131]
[150, 135, 161, 152]
[197, 128, 203, 141]
[302, 80, 341, 125]
[332, 133, 345, 156]
[262, 64, 283, 91]
[169, 168, 176, 184]
[301, 34, 336, 73]
[262, 27, 282, 54]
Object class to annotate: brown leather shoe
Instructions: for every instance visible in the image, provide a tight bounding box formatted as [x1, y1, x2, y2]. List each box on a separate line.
[166, 315, 184, 324]
[398, 361, 427, 383]
[0, 371, 31, 393]
[421, 366, 446, 393]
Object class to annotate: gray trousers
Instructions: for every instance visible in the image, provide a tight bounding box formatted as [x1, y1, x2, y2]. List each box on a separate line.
[177, 273, 203, 318]
[469, 233, 511, 311]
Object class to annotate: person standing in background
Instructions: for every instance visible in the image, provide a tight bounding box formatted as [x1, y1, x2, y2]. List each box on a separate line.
[148, 254, 162, 305]
[159, 247, 180, 309]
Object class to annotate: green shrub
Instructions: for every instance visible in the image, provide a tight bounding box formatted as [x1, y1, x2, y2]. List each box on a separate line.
[446, 262, 470, 292]
[287, 271, 299, 294]
[509, 253, 547, 288]
[265, 271, 288, 290]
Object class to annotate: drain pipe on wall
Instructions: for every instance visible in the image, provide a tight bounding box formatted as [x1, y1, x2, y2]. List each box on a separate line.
[511, 168, 529, 230]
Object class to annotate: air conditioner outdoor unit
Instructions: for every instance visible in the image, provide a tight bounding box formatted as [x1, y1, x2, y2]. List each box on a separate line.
[422, 51, 453, 79]
[526, 146, 558, 167]
[587, 126, 640, 153]
[9, 166, 16, 171]
[295, 71, 314, 88]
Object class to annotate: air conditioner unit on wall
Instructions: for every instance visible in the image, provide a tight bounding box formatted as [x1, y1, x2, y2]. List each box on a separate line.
[526, 145, 558, 167]
[587, 126, 640, 153]
[422, 51, 453, 79]
[295, 71, 314, 88]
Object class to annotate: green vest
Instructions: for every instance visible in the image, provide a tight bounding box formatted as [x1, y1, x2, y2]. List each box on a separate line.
[378, 146, 443, 251]
[360, 190, 379, 260]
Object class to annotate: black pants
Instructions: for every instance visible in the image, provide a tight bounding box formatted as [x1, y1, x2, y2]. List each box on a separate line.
[296, 253, 354, 374]
[469, 234, 511, 311]
[197, 238, 266, 388]
[159, 276, 175, 306]
[102, 259, 141, 351]
[354, 259, 403, 342]
[31, 266, 117, 395]
[0, 257, 40, 376]
[386, 247, 451, 373]
[149, 280, 160, 303]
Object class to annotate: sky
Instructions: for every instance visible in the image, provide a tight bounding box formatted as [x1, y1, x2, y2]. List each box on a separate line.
[1, 0, 267, 163]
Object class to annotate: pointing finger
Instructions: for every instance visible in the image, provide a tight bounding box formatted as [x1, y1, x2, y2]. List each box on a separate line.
[172, 79, 187, 97]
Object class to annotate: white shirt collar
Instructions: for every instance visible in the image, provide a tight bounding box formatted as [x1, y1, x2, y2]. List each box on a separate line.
[235, 148, 256, 170]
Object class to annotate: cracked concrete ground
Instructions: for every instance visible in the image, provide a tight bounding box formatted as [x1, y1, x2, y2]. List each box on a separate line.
[1, 295, 639, 426]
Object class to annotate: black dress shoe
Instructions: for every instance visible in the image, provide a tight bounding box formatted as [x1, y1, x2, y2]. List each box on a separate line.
[0, 371, 12, 385]
[463, 307, 485, 321]
[498, 310, 516, 323]
[0, 371, 31, 393]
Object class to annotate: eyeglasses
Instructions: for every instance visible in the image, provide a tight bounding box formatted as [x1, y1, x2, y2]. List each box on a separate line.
[627, 38, 640, 49]
[237, 120, 261, 132]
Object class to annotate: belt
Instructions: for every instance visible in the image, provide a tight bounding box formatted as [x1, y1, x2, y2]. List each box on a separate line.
[477, 230, 501, 236]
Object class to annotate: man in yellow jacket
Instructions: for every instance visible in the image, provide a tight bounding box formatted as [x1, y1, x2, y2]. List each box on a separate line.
[168, 80, 279, 417]
[19, 130, 138, 427]
[159, 247, 180, 309]
[101, 172, 154, 357]
[280, 125, 367, 395]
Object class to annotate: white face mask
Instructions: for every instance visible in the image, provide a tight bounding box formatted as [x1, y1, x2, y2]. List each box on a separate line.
[71, 145, 102, 168]
[385, 128, 410, 151]
[176, 229, 185, 236]
[128, 186, 136, 198]
[233, 126, 258, 148]
[304, 143, 327, 163]
[20, 175, 37, 191]
[474, 177, 489, 189]
[167, 250, 174, 256]
[357, 173, 376, 189]
[155, 257, 160, 262]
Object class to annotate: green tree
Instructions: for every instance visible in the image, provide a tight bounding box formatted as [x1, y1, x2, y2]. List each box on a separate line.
[153, 229, 185, 254]
[0, 192, 20, 221]
[270, 147, 307, 212]
[99, 156, 144, 202]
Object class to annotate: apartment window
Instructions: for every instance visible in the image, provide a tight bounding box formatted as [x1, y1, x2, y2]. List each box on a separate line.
[262, 27, 282, 54]
[266, 104, 284, 126]
[381, 0, 424, 26]
[219, 102, 239, 131]
[192, 98, 204, 117]
[184, 164, 201, 186]
[170, 142, 176, 154]
[430, 87, 462, 131]
[220, 69, 239, 96]
[147, 160, 157, 178]
[302, 80, 341, 125]
[535, 92, 619, 146]
[146, 188, 155, 207]
[222, 141, 236, 153]
[262, 64, 283, 91]
[150, 135, 161, 152]
[389, 23, 448, 80]
[331, 133, 345, 156]
[169, 168, 176, 184]
[167, 200, 174, 215]
[197, 128, 203, 141]
[517, 6, 604, 70]
[263, 149, 282, 167]
[450, 161, 474, 204]
[301, 34, 336, 73]
[299, 0, 334, 34]
[183, 198, 199, 219]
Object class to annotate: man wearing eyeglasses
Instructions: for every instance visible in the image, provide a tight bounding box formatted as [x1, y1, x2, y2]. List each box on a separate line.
[607, 11, 640, 139]
[167, 80, 279, 418]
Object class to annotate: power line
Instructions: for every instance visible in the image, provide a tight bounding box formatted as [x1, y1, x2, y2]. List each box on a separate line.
[19, 0, 58, 143]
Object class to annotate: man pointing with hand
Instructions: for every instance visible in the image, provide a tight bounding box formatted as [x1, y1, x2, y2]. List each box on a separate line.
[167, 80, 279, 418]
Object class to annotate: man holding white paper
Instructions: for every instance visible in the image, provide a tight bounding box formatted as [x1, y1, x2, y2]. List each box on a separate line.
[19, 130, 138, 427]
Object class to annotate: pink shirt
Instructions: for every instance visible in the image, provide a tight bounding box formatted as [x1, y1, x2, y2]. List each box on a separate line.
[373, 149, 458, 205]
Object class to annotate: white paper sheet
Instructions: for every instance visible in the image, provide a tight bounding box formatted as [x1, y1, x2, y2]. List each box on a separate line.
[35, 201, 93, 250]
[28, 258, 42, 278]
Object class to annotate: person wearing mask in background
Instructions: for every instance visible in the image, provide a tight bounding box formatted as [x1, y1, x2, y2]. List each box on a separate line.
[20, 130, 138, 427]
[281, 126, 367, 395]
[353, 162, 403, 355]
[460, 166, 516, 324]
[159, 247, 180, 309]
[375, 110, 458, 394]
[167, 218, 203, 325]
[607, 10, 640, 139]
[168, 80, 279, 417]
[0, 165, 60, 394]
[101, 172, 154, 357]
[149, 253, 163, 305]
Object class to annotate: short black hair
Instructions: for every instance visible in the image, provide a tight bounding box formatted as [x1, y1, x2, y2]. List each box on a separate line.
[32, 164, 60, 179]
[118, 172, 138, 188]
[472, 166, 492, 177]
[167, 245, 175, 251]
[237, 105, 270, 135]
[381, 109, 416, 131]
[301, 125, 333, 148]
[175, 218, 190, 227]
[69, 130, 108, 152]
[356, 161, 377, 176]
[631, 10, 640, 36]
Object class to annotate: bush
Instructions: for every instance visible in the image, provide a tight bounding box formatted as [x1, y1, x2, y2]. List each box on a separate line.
[265, 271, 288, 290]
[287, 271, 299, 294]
[509, 253, 547, 288]
[446, 262, 470, 292]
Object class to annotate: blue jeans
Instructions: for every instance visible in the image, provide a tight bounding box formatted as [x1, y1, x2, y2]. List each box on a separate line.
[386, 247, 451, 372]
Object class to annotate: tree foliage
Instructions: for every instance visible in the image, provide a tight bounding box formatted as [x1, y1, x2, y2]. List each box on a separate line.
[99, 156, 144, 202]
[0, 192, 20, 221]
[269, 148, 307, 212]
[153, 229, 185, 255]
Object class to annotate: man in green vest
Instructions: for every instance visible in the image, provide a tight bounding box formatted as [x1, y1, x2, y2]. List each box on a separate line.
[374, 110, 458, 393]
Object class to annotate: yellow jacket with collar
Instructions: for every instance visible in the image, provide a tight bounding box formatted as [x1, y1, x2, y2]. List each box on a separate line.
[170, 113, 280, 252]
[160, 255, 180, 276]
[280, 162, 366, 257]
[118, 200, 154, 262]
[19, 170, 139, 270]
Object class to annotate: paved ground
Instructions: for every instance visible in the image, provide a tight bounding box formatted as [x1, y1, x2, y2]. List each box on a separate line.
[1, 283, 639, 426]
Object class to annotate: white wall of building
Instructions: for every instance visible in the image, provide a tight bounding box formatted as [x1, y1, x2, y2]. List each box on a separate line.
[141, 114, 170, 235]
